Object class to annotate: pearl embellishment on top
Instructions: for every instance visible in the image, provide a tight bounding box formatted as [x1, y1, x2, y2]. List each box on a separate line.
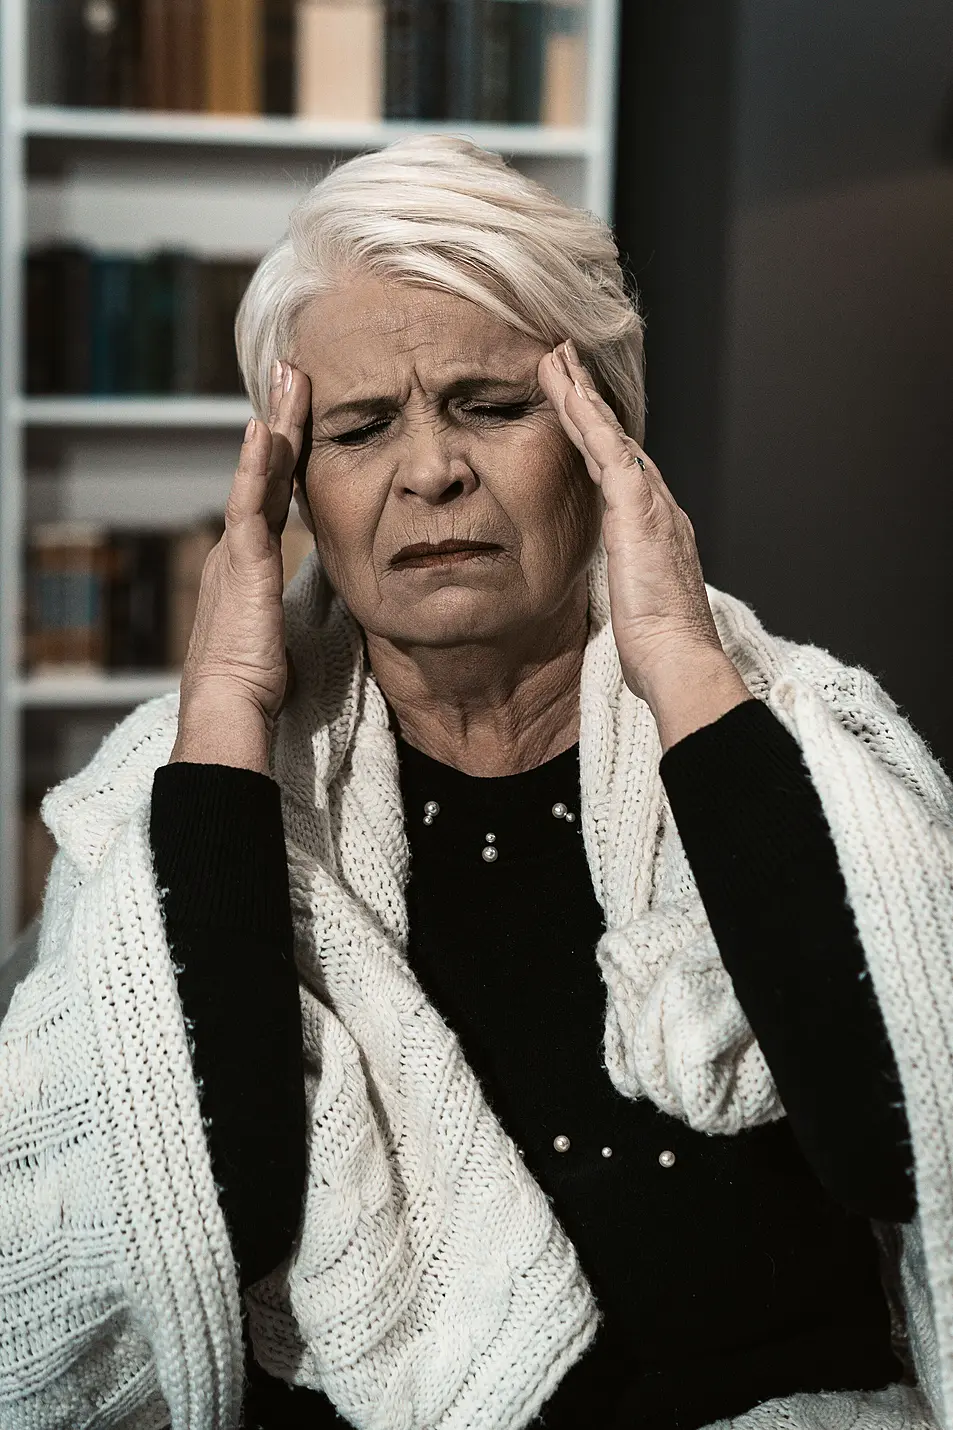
[552, 802, 568, 819]
[553, 1134, 571, 1153]
[481, 837, 499, 862]
[601, 1146, 613, 1158]
[658, 1150, 676, 1168]
[423, 801, 440, 826]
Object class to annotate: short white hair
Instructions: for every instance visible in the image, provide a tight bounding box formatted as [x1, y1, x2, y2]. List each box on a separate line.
[235, 134, 646, 442]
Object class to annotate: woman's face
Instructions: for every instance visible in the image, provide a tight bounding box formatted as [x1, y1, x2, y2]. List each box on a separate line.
[294, 274, 602, 650]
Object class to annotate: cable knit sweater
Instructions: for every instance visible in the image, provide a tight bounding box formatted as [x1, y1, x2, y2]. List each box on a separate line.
[2, 547, 953, 1430]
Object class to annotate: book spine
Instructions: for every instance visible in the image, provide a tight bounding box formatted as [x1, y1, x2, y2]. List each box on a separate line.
[508, 0, 544, 123]
[25, 252, 58, 395]
[541, 0, 586, 126]
[26, 524, 109, 672]
[166, 517, 223, 667]
[384, 0, 419, 118]
[89, 256, 136, 394]
[107, 531, 170, 669]
[444, 0, 480, 121]
[295, 1, 383, 121]
[140, 0, 172, 109]
[478, 0, 513, 123]
[263, 0, 296, 114]
[204, 0, 263, 113]
[62, 247, 93, 394]
[169, 0, 205, 110]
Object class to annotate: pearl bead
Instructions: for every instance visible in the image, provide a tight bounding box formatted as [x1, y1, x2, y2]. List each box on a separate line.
[553, 1134, 571, 1153]
[424, 800, 440, 817]
[481, 846, 499, 863]
[552, 802, 568, 819]
[658, 1150, 676, 1168]
[601, 1146, 613, 1158]
[484, 832, 496, 844]
[564, 811, 576, 824]
[423, 815, 434, 825]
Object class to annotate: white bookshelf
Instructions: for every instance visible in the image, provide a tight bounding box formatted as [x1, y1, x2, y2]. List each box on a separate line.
[0, 0, 621, 951]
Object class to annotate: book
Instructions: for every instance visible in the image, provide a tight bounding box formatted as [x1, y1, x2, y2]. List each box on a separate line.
[168, 0, 205, 110]
[541, 0, 585, 126]
[107, 530, 170, 669]
[295, 0, 383, 121]
[140, 0, 173, 108]
[194, 258, 259, 393]
[166, 515, 224, 667]
[384, 0, 447, 120]
[264, 0, 296, 112]
[203, 0, 264, 113]
[506, 0, 545, 123]
[89, 255, 138, 394]
[25, 522, 111, 672]
[24, 245, 258, 395]
[25, 246, 92, 394]
[61, 0, 142, 108]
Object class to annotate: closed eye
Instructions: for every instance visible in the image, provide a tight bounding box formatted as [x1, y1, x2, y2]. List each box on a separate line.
[331, 402, 533, 447]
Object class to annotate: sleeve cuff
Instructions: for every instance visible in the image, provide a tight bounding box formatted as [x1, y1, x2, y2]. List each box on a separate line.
[150, 762, 292, 934]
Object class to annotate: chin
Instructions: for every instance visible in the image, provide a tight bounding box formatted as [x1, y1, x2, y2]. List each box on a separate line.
[378, 585, 521, 649]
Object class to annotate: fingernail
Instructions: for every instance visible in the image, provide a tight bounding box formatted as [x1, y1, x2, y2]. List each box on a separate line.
[284, 364, 294, 394]
[244, 417, 256, 442]
[271, 358, 283, 389]
[565, 339, 579, 365]
[573, 378, 589, 400]
[551, 347, 568, 377]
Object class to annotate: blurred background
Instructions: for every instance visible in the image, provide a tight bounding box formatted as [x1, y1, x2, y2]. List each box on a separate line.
[1, 0, 951, 991]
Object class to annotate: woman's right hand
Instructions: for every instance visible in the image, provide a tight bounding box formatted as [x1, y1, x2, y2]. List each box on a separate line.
[169, 360, 312, 774]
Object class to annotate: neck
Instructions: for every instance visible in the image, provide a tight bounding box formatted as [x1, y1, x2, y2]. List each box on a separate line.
[365, 587, 588, 777]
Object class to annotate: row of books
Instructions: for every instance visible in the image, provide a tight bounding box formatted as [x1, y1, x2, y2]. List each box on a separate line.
[26, 247, 258, 396]
[24, 516, 314, 672]
[30, 0, 586, 126]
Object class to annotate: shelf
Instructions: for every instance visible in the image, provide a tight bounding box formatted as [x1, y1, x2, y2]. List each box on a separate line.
[13, 673, 180, 708]
[16, 397, 252, 428]
[18, 107, 595, 158]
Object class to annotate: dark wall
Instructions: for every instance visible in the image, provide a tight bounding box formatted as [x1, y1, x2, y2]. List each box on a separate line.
[614, 1, 953, 771]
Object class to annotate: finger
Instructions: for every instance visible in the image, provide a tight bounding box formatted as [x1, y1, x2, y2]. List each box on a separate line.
[557, 343, 672, 501]
[266, 358, 284, 427]
[538, 349, 596, 475]
[262, 366, 313, 533]
[227, 415, 274, 527]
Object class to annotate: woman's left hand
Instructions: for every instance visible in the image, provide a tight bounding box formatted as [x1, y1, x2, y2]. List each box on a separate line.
[540, 339, 752, 744]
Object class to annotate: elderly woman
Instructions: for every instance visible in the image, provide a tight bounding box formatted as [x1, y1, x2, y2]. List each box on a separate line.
[3, 136, 953, 1430]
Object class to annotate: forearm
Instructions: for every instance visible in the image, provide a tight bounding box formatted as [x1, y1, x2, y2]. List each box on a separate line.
[150, 763, 306, 1292]
[659, 697, 915, 1222]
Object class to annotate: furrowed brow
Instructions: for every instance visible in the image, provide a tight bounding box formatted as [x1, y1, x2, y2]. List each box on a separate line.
[317, 376, 530, 424]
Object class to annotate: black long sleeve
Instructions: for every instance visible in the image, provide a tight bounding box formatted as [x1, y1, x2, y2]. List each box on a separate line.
[149, 763, 307, 1294]
[659, 696, 915, 1222]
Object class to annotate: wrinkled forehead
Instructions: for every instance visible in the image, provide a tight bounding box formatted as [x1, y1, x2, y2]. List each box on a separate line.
[294, 278, 542, 396]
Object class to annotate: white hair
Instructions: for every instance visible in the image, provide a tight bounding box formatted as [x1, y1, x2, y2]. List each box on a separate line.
[235, 134, 646, 442]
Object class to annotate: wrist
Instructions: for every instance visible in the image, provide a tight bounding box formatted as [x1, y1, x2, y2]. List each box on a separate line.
[171, 683, 274, 775]
[634, 646, 754, 754]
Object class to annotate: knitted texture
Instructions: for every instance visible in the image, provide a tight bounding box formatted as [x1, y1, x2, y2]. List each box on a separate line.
[1, 545, 951, 1430]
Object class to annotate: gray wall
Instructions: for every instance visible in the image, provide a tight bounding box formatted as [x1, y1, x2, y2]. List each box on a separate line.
[615, 1, 953, 770]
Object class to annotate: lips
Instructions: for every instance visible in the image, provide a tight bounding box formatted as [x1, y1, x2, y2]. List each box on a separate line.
[391, 539, 501, 567]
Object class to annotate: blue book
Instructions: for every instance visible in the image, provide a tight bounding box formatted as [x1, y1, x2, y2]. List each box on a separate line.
[89, 255, 137, 394]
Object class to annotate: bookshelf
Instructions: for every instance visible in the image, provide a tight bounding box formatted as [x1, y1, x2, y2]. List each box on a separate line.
[0, 0, 622, 952]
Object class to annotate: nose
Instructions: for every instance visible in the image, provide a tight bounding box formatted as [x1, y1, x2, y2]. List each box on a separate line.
[397, 417, 478, 505]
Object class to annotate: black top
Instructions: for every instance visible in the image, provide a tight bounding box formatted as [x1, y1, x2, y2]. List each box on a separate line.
[149, 697, 915, 1430]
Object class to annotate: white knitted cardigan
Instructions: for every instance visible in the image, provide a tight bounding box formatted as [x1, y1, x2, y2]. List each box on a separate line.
[2, 547, 953, 1430]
